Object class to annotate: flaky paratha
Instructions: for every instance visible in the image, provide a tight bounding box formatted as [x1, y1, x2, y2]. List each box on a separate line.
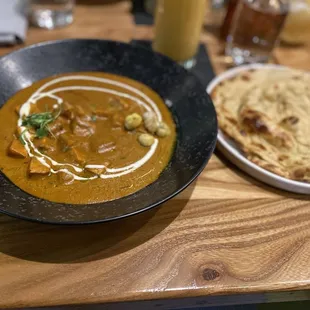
[212, 68, 310, 182]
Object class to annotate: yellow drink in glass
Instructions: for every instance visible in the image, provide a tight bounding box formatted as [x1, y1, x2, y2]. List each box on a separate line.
[153, 0, 207, 68]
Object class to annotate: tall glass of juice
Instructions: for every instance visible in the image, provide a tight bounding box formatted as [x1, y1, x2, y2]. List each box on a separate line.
[153, 0, 207, 68]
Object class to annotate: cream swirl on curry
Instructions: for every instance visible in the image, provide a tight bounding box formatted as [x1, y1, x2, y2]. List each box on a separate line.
[18, 75, 162, 181]
[0, 72, 176, 204]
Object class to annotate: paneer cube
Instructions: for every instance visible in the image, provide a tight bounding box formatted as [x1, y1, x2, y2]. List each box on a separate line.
[47, 119, 64, 136]
[85, 167, 105, 175]
[8, 139, 28, 158]
[15, 104, 22, 115]
[58, 171, 74, 185]
[59, 134, 75, 147]
[76, 105, 86, 117]
[70, 147, 86, 164]
[28, 158, 50, 175]
[35, 137, 57, 153]
[71, 123, 93, 137]
[61, 102, 75, 120]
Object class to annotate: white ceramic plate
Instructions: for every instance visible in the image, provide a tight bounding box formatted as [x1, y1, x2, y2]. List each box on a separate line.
[207, 63, 310, 194]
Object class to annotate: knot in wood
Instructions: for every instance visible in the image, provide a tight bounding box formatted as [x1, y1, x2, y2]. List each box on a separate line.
[202, 268, 220, 281]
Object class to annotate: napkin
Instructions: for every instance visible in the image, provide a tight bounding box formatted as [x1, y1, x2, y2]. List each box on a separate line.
[0, 0, 28, 45]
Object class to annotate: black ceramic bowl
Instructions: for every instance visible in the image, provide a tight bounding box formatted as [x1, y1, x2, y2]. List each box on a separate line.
[0, 39, 217, 224]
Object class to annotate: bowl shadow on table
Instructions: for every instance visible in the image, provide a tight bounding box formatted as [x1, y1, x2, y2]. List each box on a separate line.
[0, 183, 195, 264]
[215, 149, 310, 200]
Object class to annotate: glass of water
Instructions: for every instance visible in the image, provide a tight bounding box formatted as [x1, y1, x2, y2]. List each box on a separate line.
[225, 0, 289, 65]
[29, 0, 75, 29]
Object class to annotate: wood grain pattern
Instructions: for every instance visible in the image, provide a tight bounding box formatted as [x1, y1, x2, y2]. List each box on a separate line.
[0, 1, 310, 308]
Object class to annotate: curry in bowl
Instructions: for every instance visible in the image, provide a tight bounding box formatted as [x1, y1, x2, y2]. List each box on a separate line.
[0, 72, 176, 204]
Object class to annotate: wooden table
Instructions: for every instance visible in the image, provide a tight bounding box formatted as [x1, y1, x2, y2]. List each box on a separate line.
[0, 1, 309, 309]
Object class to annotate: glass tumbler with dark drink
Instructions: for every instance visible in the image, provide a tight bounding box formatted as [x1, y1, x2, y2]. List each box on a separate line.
[226, 0, 289, 65]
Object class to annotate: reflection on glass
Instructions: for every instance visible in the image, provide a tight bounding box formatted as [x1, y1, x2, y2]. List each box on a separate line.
[29, 0, 75, 29]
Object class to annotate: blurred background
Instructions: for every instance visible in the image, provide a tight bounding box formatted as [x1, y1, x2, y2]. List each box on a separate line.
[1, 0, 310, 72]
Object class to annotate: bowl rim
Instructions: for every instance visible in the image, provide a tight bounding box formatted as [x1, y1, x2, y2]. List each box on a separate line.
[0, 38, 218, 224]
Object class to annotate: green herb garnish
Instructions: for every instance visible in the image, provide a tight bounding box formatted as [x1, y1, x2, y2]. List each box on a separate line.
[20, 109, 61, 141]
[91, 114, 97, 122]
[18, 129, 27, 145]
